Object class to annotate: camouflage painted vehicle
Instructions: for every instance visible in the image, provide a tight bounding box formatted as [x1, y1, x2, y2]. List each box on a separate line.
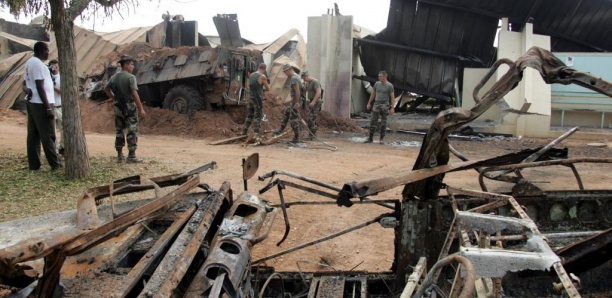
[90, 45, 263, 115]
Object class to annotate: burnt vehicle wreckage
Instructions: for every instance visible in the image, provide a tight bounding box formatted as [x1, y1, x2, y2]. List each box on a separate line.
[1, 47, 612, 297]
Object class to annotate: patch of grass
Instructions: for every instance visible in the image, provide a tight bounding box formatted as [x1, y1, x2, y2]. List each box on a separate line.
[0, 152, 175, 222]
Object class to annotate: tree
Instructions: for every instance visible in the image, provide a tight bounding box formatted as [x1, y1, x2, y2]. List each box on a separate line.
[3, 0, 125, 179]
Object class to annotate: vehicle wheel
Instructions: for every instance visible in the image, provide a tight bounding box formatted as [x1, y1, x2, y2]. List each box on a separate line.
[162, 85, 204, 115]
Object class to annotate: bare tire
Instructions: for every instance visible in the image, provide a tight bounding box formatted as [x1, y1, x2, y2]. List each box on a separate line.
[163, 85, 204, 115]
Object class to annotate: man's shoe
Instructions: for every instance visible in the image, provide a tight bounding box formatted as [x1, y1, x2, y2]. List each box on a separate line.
[117, 154, 125, 163]
[306, 135, 315, 141]
[363, 137, 373, 143]
[379, 137, 384, 144]
[290, 137, 300, 144]
[126, 156, 144, 163]
[51, 163, 64, 171]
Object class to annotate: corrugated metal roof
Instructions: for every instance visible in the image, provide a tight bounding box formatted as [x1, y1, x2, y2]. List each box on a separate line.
[359, 0, 612, 100]
[97, 26, 151, 45]
[1, 24, 152, 108]
[48, 26, 119, 78]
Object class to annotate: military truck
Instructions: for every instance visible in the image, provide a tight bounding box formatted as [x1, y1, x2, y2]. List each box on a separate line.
[89, 44, 263, 115]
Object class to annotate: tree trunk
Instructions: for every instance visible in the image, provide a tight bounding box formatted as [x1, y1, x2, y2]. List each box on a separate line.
[50, 0, 91, 179]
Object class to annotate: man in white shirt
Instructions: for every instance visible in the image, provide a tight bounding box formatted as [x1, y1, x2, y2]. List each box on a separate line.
[49, 59, 64, 155]
[23, 41, 62, 170]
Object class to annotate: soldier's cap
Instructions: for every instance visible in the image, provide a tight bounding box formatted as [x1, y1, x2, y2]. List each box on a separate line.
[281, 63, 293, 72]
[300, 71, 309, 78]
[118, 55, 135, 63]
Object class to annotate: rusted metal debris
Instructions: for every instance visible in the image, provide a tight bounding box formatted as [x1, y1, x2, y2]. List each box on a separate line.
[184, 192, 277, 297]
[0, 163, 215, 275]
[556, 228, 612, 275]
[404, 46, 612, 201]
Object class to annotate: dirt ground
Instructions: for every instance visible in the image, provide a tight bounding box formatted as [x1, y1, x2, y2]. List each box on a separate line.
[1, 104, 611, 275]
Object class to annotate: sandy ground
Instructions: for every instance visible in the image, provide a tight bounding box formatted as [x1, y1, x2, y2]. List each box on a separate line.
[1, 106, 611, 274]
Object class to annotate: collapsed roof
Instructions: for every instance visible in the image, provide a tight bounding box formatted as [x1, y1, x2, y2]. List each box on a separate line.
[358, 0, 612, 101]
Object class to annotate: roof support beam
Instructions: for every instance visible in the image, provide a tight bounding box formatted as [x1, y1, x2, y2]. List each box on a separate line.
[416, 0, 500, 19]
[355, 38, 484, 66]
[516, 0, 543, 32]
[535, 28, 606, 52]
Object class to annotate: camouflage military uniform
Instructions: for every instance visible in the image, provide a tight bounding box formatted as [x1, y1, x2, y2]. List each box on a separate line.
[275, 74, 302, 137]
[369, 103, 390, 138]
[107, 71, 140, 152]
[305, 78, 323, 137]
[114, 101, 139, 151]
[369, 81, 394, 139]
[243, 72, 264, 135]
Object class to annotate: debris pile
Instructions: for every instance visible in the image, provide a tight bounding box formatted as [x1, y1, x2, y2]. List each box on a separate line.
[81, 98, 363, 140]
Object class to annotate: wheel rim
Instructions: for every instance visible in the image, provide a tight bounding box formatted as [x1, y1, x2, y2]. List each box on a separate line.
[171, 97, 188, 114]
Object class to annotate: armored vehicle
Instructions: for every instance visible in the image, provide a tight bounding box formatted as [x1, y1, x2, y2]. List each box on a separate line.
[89, 45, 262, 115]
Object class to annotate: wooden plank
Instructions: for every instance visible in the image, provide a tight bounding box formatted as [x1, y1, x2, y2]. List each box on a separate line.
[209, 135, 247, 145]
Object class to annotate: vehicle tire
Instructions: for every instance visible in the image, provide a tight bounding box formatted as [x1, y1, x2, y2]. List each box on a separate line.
[162, 85, 204, 115]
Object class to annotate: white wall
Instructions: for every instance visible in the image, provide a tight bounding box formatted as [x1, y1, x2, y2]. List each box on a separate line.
[462, 19, 551, 137]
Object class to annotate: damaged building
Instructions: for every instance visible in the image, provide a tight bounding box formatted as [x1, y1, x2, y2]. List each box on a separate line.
[1, 1, 612, 297]
[305, 0, 612, 137]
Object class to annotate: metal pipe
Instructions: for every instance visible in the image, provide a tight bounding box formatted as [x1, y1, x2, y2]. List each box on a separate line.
[259, 170, 341, 191]
[481, 158, 612, 174]
[355, 37, 483, 65]
[490, 231, 603, 241]
[253, 215, 384, 264]
[412, 254, 476, 298]
[473, 58, 514, 104]
[486, 126, 579, 179]
[270, 199, 399, 208]
[276, 181, 291, 246]
[260, 170, 395, 209]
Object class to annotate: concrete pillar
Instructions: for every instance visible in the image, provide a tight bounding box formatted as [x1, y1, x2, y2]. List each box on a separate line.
[307, 15, 353, 118]
[462, 18, 551, 137]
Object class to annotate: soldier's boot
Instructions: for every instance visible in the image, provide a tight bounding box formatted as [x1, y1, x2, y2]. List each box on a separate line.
[273, 126, 286, 137]
[116, 150, 125, 163]
[364, 133, 374, 143]
[126, 150, 144, 163]
[290, 134, 300, 144]
[379, 134, 385, 144]
[306, 129, 316, 141]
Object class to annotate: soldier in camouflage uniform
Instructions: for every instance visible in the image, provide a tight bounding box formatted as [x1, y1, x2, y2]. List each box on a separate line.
[243, 63, 270, 136]
[104, 55, 146, 163]
[274, 81, 305, 137]
[273, 63, 302, 143]
[365, 70, 395, 144]
[301, 71, 323, 140]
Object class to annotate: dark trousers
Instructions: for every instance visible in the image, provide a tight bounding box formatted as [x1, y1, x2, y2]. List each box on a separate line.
[26, 102, 61, 170]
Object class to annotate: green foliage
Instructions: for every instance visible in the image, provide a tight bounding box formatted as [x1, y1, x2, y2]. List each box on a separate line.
[0, 151, 172, 222]
[0, 0, 50, 18]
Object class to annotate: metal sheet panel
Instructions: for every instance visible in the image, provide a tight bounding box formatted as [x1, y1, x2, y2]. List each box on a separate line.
[98, 26, 151, 45]
[360, 0, 612, 100]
